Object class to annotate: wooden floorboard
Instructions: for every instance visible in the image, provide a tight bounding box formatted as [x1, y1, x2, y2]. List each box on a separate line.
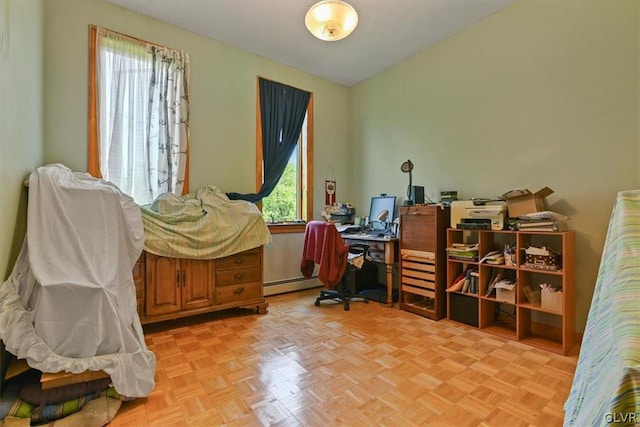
[110, 288, 578, 426]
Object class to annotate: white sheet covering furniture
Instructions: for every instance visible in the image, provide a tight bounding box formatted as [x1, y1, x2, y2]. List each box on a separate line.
[563, 190, 640, 426]
[0, 164, 156, 398]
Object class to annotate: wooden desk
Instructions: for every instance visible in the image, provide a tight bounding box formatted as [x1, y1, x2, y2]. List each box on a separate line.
[342, 234, 399, 305]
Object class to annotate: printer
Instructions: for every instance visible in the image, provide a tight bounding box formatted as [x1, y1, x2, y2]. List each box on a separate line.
[450, 200, 507, 230]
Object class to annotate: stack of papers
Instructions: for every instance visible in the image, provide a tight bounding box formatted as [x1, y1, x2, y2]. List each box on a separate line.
[446, 243, 479, 261]
[525, 246, 559, 256]
[479, 250, 505, 265]
[516, 211, 570, 232]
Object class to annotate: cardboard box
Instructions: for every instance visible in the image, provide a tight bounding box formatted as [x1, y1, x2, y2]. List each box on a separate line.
[501, 187, 554, 218]
[496, 287, 515, 304]
[541, 290, 563, 312]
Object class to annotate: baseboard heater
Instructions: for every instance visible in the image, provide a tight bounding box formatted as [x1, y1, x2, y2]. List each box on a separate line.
[264, 276, 320, 296]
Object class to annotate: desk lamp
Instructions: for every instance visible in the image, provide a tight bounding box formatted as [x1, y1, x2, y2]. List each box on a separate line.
[401, 160, 414, 206]
[376, 209, 390, 233]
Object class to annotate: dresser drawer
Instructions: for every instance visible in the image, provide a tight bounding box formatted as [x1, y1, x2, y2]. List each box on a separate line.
[216, 282, 262, 305]
[216, 266, 261, 287]
[216, 249, 261, 270]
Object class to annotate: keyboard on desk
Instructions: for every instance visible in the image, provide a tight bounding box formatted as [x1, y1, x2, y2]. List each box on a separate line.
[341, 231, 393, 239]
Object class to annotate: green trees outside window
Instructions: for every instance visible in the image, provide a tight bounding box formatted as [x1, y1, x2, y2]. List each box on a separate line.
[262, 162, 297, 223]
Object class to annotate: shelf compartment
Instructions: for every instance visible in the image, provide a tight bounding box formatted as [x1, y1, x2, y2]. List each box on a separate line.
[400, 294, 436, 319]
[483, 265, 516, 299]
[448, 290, 478, 298]
[517, 306, 571, 354]
[447, 259, 479, 266]
[519, 266, 564, 275]
[518, 302, 562, 315]
[479, 298, 517, 338]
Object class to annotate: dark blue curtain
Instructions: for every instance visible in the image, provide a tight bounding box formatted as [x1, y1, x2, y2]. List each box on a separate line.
[227, 78, 311, 203]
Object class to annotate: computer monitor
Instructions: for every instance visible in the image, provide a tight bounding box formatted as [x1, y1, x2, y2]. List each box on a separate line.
[369, 195, 396, 230]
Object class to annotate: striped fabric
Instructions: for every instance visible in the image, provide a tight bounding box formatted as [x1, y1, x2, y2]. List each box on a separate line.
[564, 190, 640, 426]
[141, 185, 272, 259]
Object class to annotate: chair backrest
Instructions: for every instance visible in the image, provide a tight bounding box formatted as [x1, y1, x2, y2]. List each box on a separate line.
[300, 221, 348, 289]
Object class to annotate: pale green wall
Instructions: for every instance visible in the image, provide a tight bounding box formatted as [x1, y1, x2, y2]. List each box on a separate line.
[350, 0, 639, 332]
[0, 0, 43, 279]
[42, 0, 351, 219]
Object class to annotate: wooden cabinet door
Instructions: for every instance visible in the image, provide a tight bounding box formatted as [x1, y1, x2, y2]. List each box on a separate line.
[182, 259, 214, 311]
[145, 254, 181, 316]
[133, 254, 145, 315]
[400, 206, 437, 252]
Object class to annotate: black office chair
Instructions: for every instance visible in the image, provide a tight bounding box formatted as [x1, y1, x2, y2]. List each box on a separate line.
[300, 221, 369, 310]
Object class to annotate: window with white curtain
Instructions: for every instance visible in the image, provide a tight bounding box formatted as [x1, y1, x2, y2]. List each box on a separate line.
[88, 26, 190, 205]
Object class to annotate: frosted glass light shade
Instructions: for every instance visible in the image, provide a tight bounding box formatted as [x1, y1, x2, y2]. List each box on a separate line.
[305, 0, 358, 42]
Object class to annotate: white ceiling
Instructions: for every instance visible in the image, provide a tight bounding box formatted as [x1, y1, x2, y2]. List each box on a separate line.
[106, 0, 517, 87]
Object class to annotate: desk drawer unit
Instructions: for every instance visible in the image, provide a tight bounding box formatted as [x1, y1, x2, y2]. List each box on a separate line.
[400, 249, 438, 314]
[399, 204, 449, 320]
[401, 250, 436, 297]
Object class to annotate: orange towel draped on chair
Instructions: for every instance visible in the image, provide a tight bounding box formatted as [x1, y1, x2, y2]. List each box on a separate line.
[300, 221, 348, 289]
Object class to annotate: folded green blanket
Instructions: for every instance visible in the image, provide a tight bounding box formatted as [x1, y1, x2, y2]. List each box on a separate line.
[2, 387, 122, 425]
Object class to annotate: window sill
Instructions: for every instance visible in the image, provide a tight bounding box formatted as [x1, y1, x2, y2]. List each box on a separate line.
[267, 222, 307, 234]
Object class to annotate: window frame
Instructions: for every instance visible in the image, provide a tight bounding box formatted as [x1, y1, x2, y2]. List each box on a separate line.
[255, 78, 313, 234]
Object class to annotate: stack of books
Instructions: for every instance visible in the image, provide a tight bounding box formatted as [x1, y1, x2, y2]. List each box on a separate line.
[515, 211, 570, 232]
[446, 267, 478, 294]
[517, 219, 568, 232]
[446, 243, 479, 261]
[440, 191, 458, 206]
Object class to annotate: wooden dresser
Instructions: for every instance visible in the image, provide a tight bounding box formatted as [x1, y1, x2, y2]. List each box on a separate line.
[133, 247, 268, 324]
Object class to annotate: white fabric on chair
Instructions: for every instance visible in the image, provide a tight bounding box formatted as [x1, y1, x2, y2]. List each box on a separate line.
[0, 164, 156, 397]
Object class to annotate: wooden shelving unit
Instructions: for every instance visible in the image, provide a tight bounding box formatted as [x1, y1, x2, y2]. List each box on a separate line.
[446, 228, 575, 355]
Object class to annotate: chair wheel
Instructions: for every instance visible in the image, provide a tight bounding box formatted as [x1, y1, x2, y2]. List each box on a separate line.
[344, 305, 350, 311]
[314, 300, 320, 306]
[364, 299, 369, 303]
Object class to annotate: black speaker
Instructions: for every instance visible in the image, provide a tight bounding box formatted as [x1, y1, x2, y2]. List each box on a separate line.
[449, 293, 479, 327]
[410, 186, 425, 204]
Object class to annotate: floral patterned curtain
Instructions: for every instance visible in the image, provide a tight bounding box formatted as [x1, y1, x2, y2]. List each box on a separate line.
[95, 27, 189, 205]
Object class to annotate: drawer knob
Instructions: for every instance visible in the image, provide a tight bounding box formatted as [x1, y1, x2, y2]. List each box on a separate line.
[234, 286, 245, 295]
[234, 273, 245, 280]
[234, 258, 244, 265]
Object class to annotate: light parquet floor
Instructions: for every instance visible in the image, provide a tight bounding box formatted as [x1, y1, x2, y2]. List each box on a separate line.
[111, 288, 579, 427]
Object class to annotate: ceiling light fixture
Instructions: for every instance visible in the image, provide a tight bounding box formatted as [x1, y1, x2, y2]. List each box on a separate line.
[305, 0, 359, 42]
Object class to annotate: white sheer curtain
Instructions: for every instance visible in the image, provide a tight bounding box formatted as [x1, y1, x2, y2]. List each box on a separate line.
[96, 28, 189, 205]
